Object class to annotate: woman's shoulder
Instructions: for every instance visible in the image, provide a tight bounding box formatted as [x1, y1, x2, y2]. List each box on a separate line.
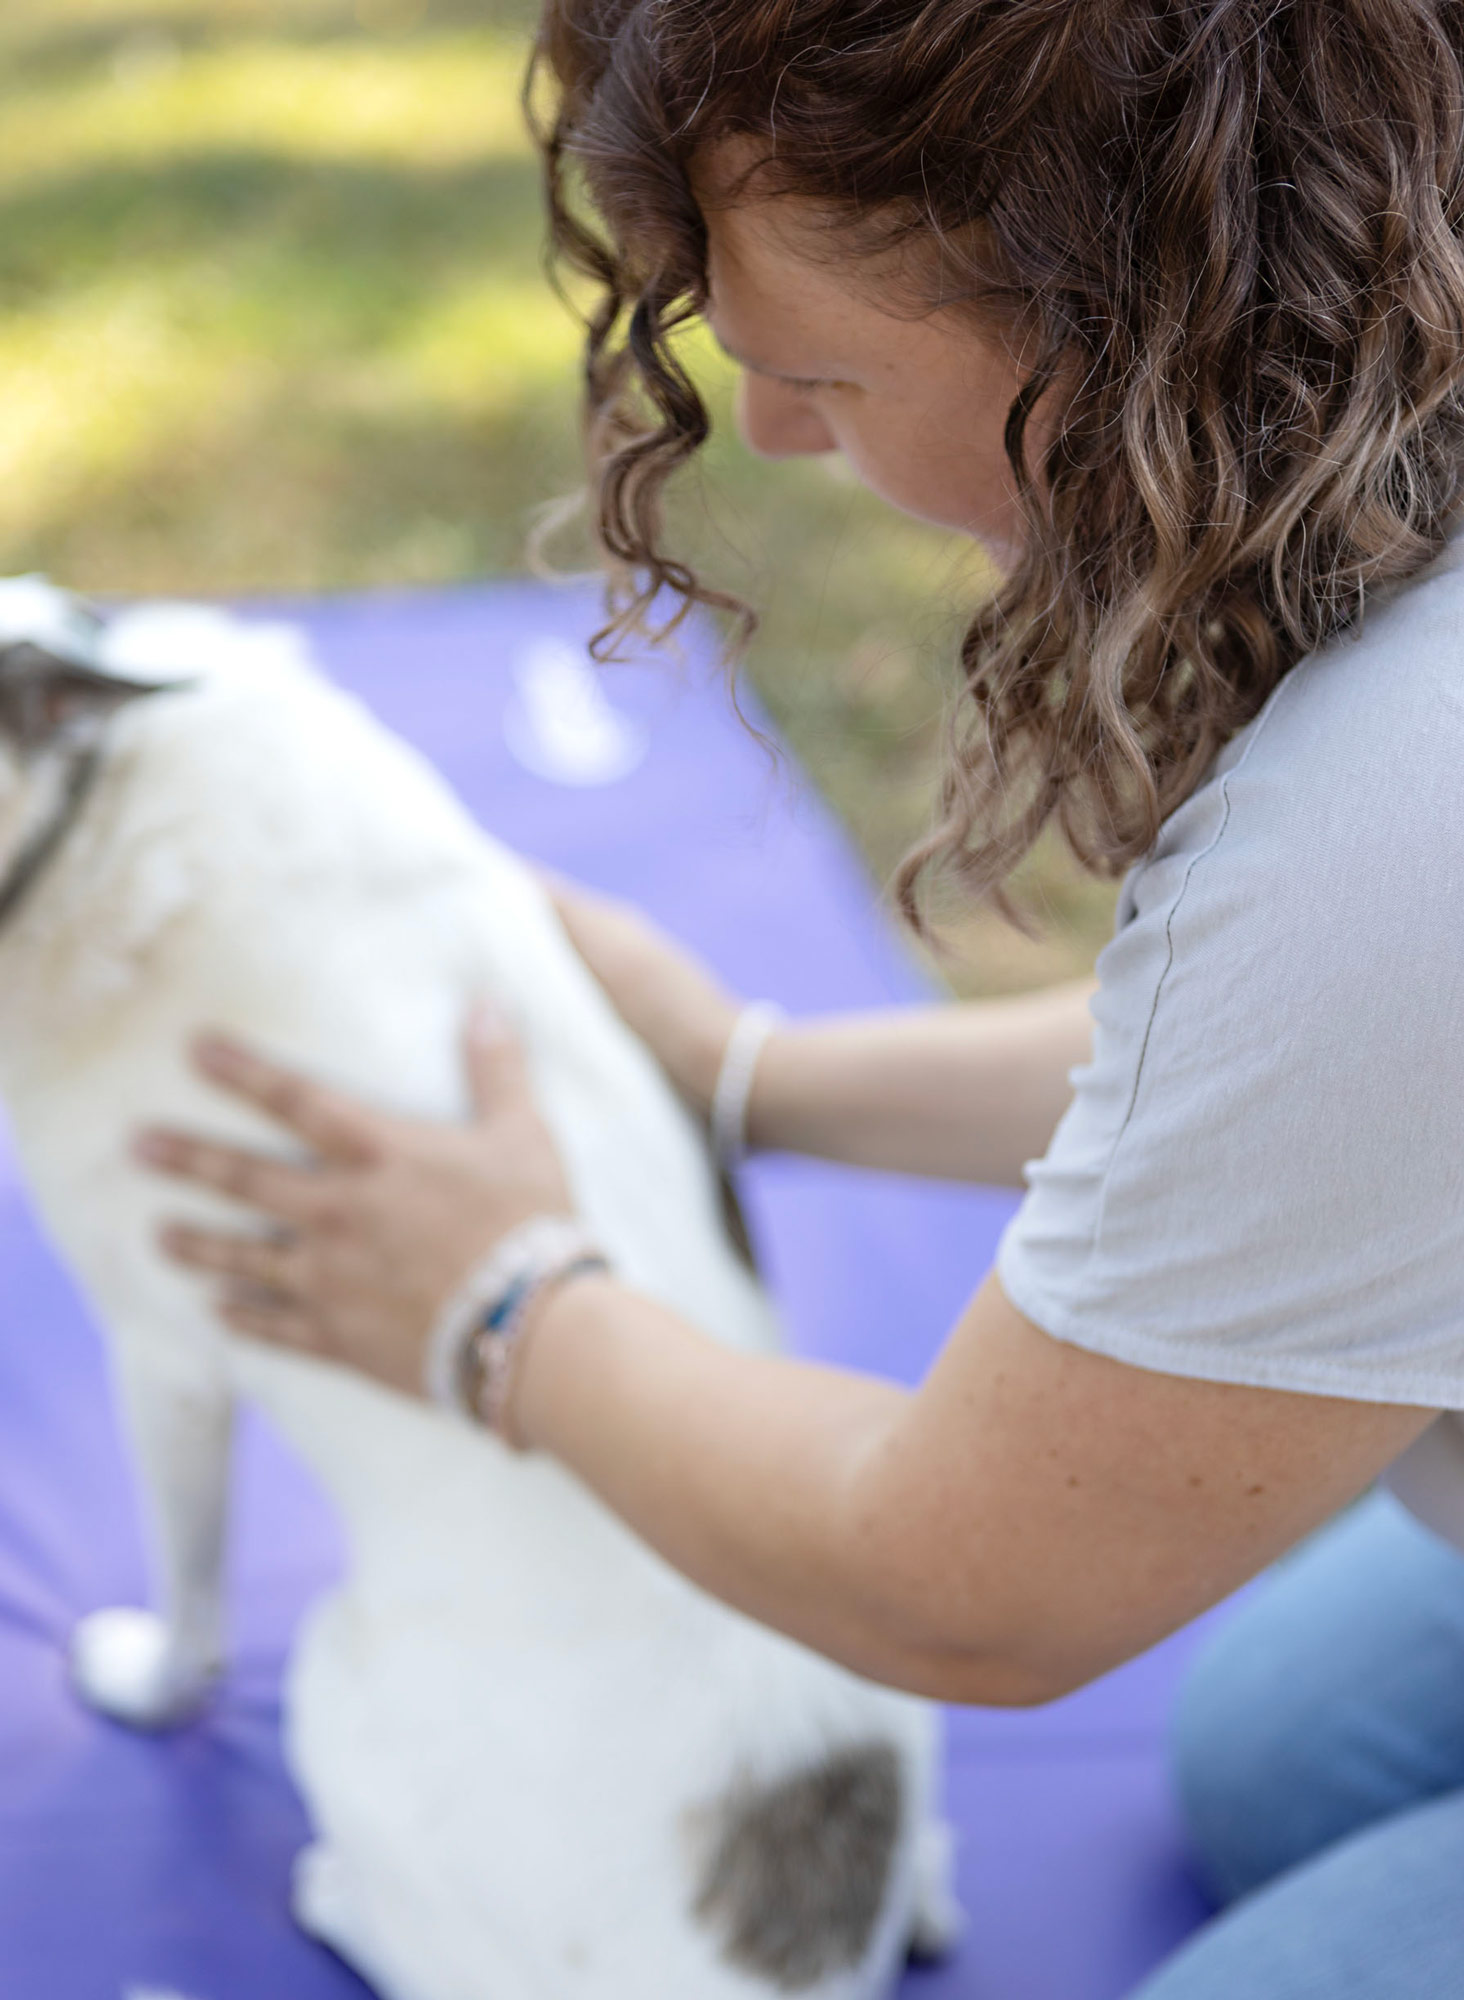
[1004, 546, 1464, 1409]
[1126, 545, 1464, 927]
[1254, 538, 1464, 773]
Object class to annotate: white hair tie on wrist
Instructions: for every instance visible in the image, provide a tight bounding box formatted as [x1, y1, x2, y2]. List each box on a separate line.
[710, 1002, 785, 1170]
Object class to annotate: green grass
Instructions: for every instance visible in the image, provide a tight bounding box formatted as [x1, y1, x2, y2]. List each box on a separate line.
[0, 0, 1117, 991]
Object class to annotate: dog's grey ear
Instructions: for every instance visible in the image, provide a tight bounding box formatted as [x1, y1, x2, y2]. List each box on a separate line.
[0, 642, 170, 754]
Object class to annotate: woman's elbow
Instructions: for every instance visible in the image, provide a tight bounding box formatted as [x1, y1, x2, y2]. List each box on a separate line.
[905, 1649, 1091, 1709]
[862, 1583, 1115, 1707]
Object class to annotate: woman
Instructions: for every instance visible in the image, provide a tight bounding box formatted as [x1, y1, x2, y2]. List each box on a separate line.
[136, 3, 1464, 1992]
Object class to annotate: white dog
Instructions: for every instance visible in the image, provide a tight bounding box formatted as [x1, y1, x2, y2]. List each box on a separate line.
[0, 581, 956, 2000]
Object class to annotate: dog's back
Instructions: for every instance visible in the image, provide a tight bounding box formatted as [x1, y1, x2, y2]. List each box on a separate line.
[0, 601, 943, 2000]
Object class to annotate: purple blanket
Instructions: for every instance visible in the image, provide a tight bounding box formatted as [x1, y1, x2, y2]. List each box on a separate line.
[0, 585, 1220, 2000]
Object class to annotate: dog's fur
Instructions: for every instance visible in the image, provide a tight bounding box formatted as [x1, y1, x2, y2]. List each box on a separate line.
[0, 586, 956, 2000]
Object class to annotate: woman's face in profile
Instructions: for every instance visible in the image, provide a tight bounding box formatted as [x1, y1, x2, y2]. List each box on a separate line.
[702, 181, 1032, 565]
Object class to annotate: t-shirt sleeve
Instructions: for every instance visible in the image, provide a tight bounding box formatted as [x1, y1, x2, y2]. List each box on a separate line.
[997, 664, 1464, 1408]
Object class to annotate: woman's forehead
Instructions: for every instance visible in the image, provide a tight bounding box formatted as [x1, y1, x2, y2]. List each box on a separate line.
[705, 201, 977, 385]
[703, 203, 850, 347]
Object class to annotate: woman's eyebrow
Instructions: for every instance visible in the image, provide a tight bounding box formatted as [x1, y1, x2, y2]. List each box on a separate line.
[708, 326, 822, 382]
[714, 337, 785, 377]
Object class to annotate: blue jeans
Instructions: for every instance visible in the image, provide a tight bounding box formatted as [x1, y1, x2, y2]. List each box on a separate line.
[1132, 1493, 1464, 1997]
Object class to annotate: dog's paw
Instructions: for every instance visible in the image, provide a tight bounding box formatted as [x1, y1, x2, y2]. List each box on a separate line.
[71, 1608, 220, 1730]
[293, 1842, 359, 1949]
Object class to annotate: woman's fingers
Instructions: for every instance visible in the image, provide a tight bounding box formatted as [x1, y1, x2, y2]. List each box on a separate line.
[464, 1003, 531, 1117]
[135, 1128, 326, 1221]
[218, 1292, 322, 1352]
[158, 1226, 342, 1359]
[191, 1035, 379, 1163]
[157, 1221, 328, 1352]
[158, 1221, 301, 1292]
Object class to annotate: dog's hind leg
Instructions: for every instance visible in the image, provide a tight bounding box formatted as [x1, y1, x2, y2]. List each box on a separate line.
[72, 1330, 233, 1729]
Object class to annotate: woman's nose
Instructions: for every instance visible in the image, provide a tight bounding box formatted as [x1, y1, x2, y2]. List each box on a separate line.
[735, 373, 838, 459]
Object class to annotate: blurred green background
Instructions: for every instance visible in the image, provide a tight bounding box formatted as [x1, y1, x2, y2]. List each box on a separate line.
[0, 0, 1115, 991]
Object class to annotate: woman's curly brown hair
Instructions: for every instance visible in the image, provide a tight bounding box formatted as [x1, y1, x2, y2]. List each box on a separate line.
[528, 0, 1464, 921]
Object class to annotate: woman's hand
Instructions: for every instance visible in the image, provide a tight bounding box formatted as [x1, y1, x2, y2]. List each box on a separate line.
[135, 1008, 573, 1397]
[548, 880, 742, 1114]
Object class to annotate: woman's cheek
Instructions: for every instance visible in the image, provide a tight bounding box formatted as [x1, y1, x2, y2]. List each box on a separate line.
[830, 423, 937, 521]
[837, 423, 1017, 543]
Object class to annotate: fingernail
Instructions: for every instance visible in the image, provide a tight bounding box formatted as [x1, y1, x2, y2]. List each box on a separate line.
[134, 1131, 175, 1165]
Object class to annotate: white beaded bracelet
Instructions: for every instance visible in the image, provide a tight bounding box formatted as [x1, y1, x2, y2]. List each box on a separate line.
[424, 1214, 610, 1442]
[710, 1002, 785, 1169]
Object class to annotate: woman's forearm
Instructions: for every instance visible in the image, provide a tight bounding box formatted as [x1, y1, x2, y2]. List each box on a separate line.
[512, 1273, 1026, 1700]
[747, 980, 1095, 1185]
[511, 1259, 1427, 1717]
[549, 886, 1092, 1185]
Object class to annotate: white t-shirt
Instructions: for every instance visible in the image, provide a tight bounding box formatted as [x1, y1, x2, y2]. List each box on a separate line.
[996, 540, 1464, 1549]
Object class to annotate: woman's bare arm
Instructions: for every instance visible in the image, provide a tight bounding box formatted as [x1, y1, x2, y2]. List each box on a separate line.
[746, 985, 1093, 1183]
[516, 1265, 1432, 1705]
[551, 883, 1093, 1185]
[141, 1025, 1434, 1709]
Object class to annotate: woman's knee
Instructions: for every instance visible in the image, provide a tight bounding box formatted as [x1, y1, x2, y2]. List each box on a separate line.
[1172, 1495, 1464, 1905]
[1170, 1614, 1306, 1904]
[1134, 1788, 1464, 2000]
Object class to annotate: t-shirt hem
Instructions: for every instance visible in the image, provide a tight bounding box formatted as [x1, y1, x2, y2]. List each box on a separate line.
[996, 1244, 1457, 1411]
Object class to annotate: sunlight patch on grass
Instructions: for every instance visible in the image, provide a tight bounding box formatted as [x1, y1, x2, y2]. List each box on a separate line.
[5, 0, 348, 29]
[0, 281, 257, 539]
[0, 273, 583, 546]
[0, 0, 545, 34]
[0, 35, 531, 184]
[371, 277, 582, 414]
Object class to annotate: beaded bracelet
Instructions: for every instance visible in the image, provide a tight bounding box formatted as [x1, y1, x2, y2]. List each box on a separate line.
[424, 1215, 610, 1445]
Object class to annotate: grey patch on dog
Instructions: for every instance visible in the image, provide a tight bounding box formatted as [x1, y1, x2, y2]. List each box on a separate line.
[691, 1741, 903, 1990]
